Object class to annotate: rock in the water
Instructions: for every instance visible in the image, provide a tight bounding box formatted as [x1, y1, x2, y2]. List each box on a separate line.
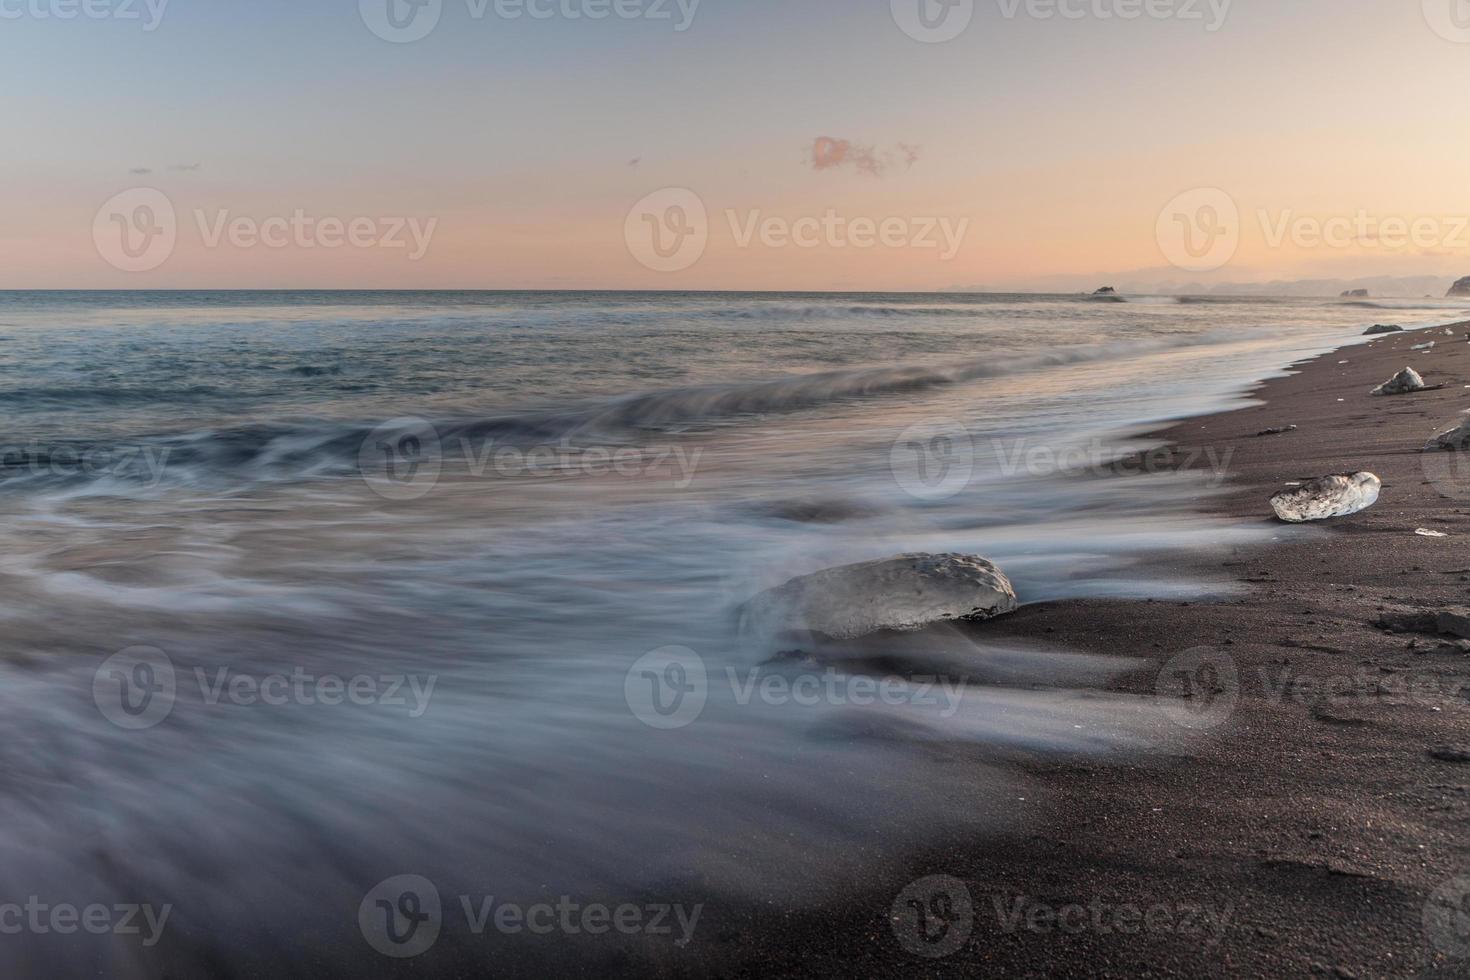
[1363, 324, 1403, 336]
[1426, 411, 1470, 451]
[1447, 276, 1470, 298]
[1093, 286, 1116, 295]
[742, 553, 1017, 640]
[1341, 289, 1369, 298]
[1371, 367, 1427, 396]
[1269, 472, 1381, 523]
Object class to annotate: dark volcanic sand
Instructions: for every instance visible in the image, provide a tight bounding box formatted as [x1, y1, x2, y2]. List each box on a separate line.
[679, 324, 1470, 980]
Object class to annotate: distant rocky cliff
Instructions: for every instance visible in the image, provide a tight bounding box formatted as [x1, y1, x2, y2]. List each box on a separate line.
[1449, 277, 1470, 297]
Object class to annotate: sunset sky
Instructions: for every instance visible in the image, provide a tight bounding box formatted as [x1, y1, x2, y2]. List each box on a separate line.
[5, 0, 1470, 291]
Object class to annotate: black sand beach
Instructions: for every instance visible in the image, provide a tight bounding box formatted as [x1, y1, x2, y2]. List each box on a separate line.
[673, 323, 1470, 979]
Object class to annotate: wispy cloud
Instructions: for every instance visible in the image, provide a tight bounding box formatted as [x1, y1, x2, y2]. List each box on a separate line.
[809, 137, 921, 177]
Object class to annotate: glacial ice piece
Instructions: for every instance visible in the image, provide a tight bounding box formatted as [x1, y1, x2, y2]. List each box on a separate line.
[1269, 472, 1381, 523]
[1372, 367, 1427, 396]
[742, 553, 1017, 640]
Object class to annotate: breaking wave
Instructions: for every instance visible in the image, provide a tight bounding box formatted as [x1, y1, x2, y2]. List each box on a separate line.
[0, 332, 1245, 494]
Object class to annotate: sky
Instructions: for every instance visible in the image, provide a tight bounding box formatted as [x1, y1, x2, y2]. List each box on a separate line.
[4, 0, 1470, 291]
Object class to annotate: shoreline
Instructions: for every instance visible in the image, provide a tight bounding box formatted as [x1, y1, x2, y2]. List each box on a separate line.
[952, 320, 1470, 977]
[680, 321, 1470, 980]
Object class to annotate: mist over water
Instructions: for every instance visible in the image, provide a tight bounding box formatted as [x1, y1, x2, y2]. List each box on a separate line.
[0, 290, 1460, 975]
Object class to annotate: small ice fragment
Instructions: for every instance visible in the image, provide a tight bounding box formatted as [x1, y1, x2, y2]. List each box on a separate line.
[1417, 528, 1449, 538]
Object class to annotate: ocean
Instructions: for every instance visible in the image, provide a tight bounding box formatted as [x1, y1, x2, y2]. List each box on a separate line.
[0, 289, 1460, 974]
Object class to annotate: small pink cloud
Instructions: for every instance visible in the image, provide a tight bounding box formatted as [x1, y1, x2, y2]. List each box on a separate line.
[809, 137, 921, 177]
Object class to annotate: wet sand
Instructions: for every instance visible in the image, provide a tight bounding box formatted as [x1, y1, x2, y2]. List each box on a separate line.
[686, 322, 1470, 979]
